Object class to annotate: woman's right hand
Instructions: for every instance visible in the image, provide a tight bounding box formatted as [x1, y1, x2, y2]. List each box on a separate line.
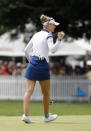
[57, 32, 65, 40]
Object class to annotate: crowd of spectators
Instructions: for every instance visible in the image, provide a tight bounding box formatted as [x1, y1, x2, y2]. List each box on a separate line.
[49, 61, 86, 75]
[0, 60, 27, 76]
[0, 60, 88, 76]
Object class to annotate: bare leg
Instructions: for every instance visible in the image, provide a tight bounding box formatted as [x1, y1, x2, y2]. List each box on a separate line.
[39, 80, 50, 115]
[24, 79, 36, 116]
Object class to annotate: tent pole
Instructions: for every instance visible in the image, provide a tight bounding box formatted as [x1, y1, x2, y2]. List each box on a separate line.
[12, 57, 15, 64]
[22, 57, 26, 64]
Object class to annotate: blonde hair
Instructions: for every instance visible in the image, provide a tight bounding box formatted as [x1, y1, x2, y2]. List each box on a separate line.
[40, 14, 53, 25]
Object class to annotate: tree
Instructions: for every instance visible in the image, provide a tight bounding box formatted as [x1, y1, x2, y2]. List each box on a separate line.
[0, 0, 91, 40]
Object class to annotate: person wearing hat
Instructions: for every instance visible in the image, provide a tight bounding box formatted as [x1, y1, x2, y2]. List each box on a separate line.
[22, 14, 64, 123]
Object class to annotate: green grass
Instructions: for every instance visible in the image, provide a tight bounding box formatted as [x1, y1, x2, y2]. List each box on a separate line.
[0, 116, 91, 131]
[0, 100, 91, 116]
[0, 101, 91, 131]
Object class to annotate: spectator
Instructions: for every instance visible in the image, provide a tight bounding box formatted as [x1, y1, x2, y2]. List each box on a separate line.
[21, 63, 27, 76]
[85, 66, 91, 103]
[85, 66, 91, 84]
[13, 63, 22, 75]
[49, 63, 57, 74]
[1, 62, 9, 75]
[8, 61, 15, 75]
[0, 65, 2, 74]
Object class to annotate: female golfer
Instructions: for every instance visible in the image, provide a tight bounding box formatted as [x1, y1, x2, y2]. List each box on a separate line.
[22, 14, 64, 123]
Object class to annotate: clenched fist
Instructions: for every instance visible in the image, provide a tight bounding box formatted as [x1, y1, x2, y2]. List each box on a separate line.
[57, 32, 65, 40]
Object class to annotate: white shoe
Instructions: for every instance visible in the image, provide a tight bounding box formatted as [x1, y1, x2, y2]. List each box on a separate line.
[22, 114, 34, 124]
[44, 114, 58, 122]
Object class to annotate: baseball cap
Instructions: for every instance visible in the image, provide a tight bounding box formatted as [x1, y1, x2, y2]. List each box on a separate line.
[43, 19, 60, 26]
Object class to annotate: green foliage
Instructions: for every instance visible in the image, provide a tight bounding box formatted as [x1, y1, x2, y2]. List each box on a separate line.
[0, 0, 91, 39]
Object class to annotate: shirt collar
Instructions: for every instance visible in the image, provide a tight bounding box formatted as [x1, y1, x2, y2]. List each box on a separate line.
[42, 29, 49, 33]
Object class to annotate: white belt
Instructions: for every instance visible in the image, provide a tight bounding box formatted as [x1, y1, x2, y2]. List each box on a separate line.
[32, 54, 45, 60]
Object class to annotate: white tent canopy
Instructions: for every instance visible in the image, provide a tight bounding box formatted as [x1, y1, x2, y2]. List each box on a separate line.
[74, 39, 91, 55]
[75, 39, 91, 51]
[0, 22, 36, 57]
[0, 31, 25, 57]
[49, 41, 86, 56]
[0, 31, 89, 57]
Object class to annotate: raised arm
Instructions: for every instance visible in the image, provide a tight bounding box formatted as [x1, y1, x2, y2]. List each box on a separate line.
[47, 32, 64, 53]
[47, 37, 61, 53]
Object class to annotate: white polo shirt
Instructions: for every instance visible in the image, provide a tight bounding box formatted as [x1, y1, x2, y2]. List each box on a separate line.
[24, 29, 61, 62]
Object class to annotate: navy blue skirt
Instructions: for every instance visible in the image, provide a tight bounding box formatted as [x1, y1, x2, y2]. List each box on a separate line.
[24, 56, 50, 80]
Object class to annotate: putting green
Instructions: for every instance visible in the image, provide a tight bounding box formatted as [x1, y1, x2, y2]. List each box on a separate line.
[0, 116, 91, 131]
